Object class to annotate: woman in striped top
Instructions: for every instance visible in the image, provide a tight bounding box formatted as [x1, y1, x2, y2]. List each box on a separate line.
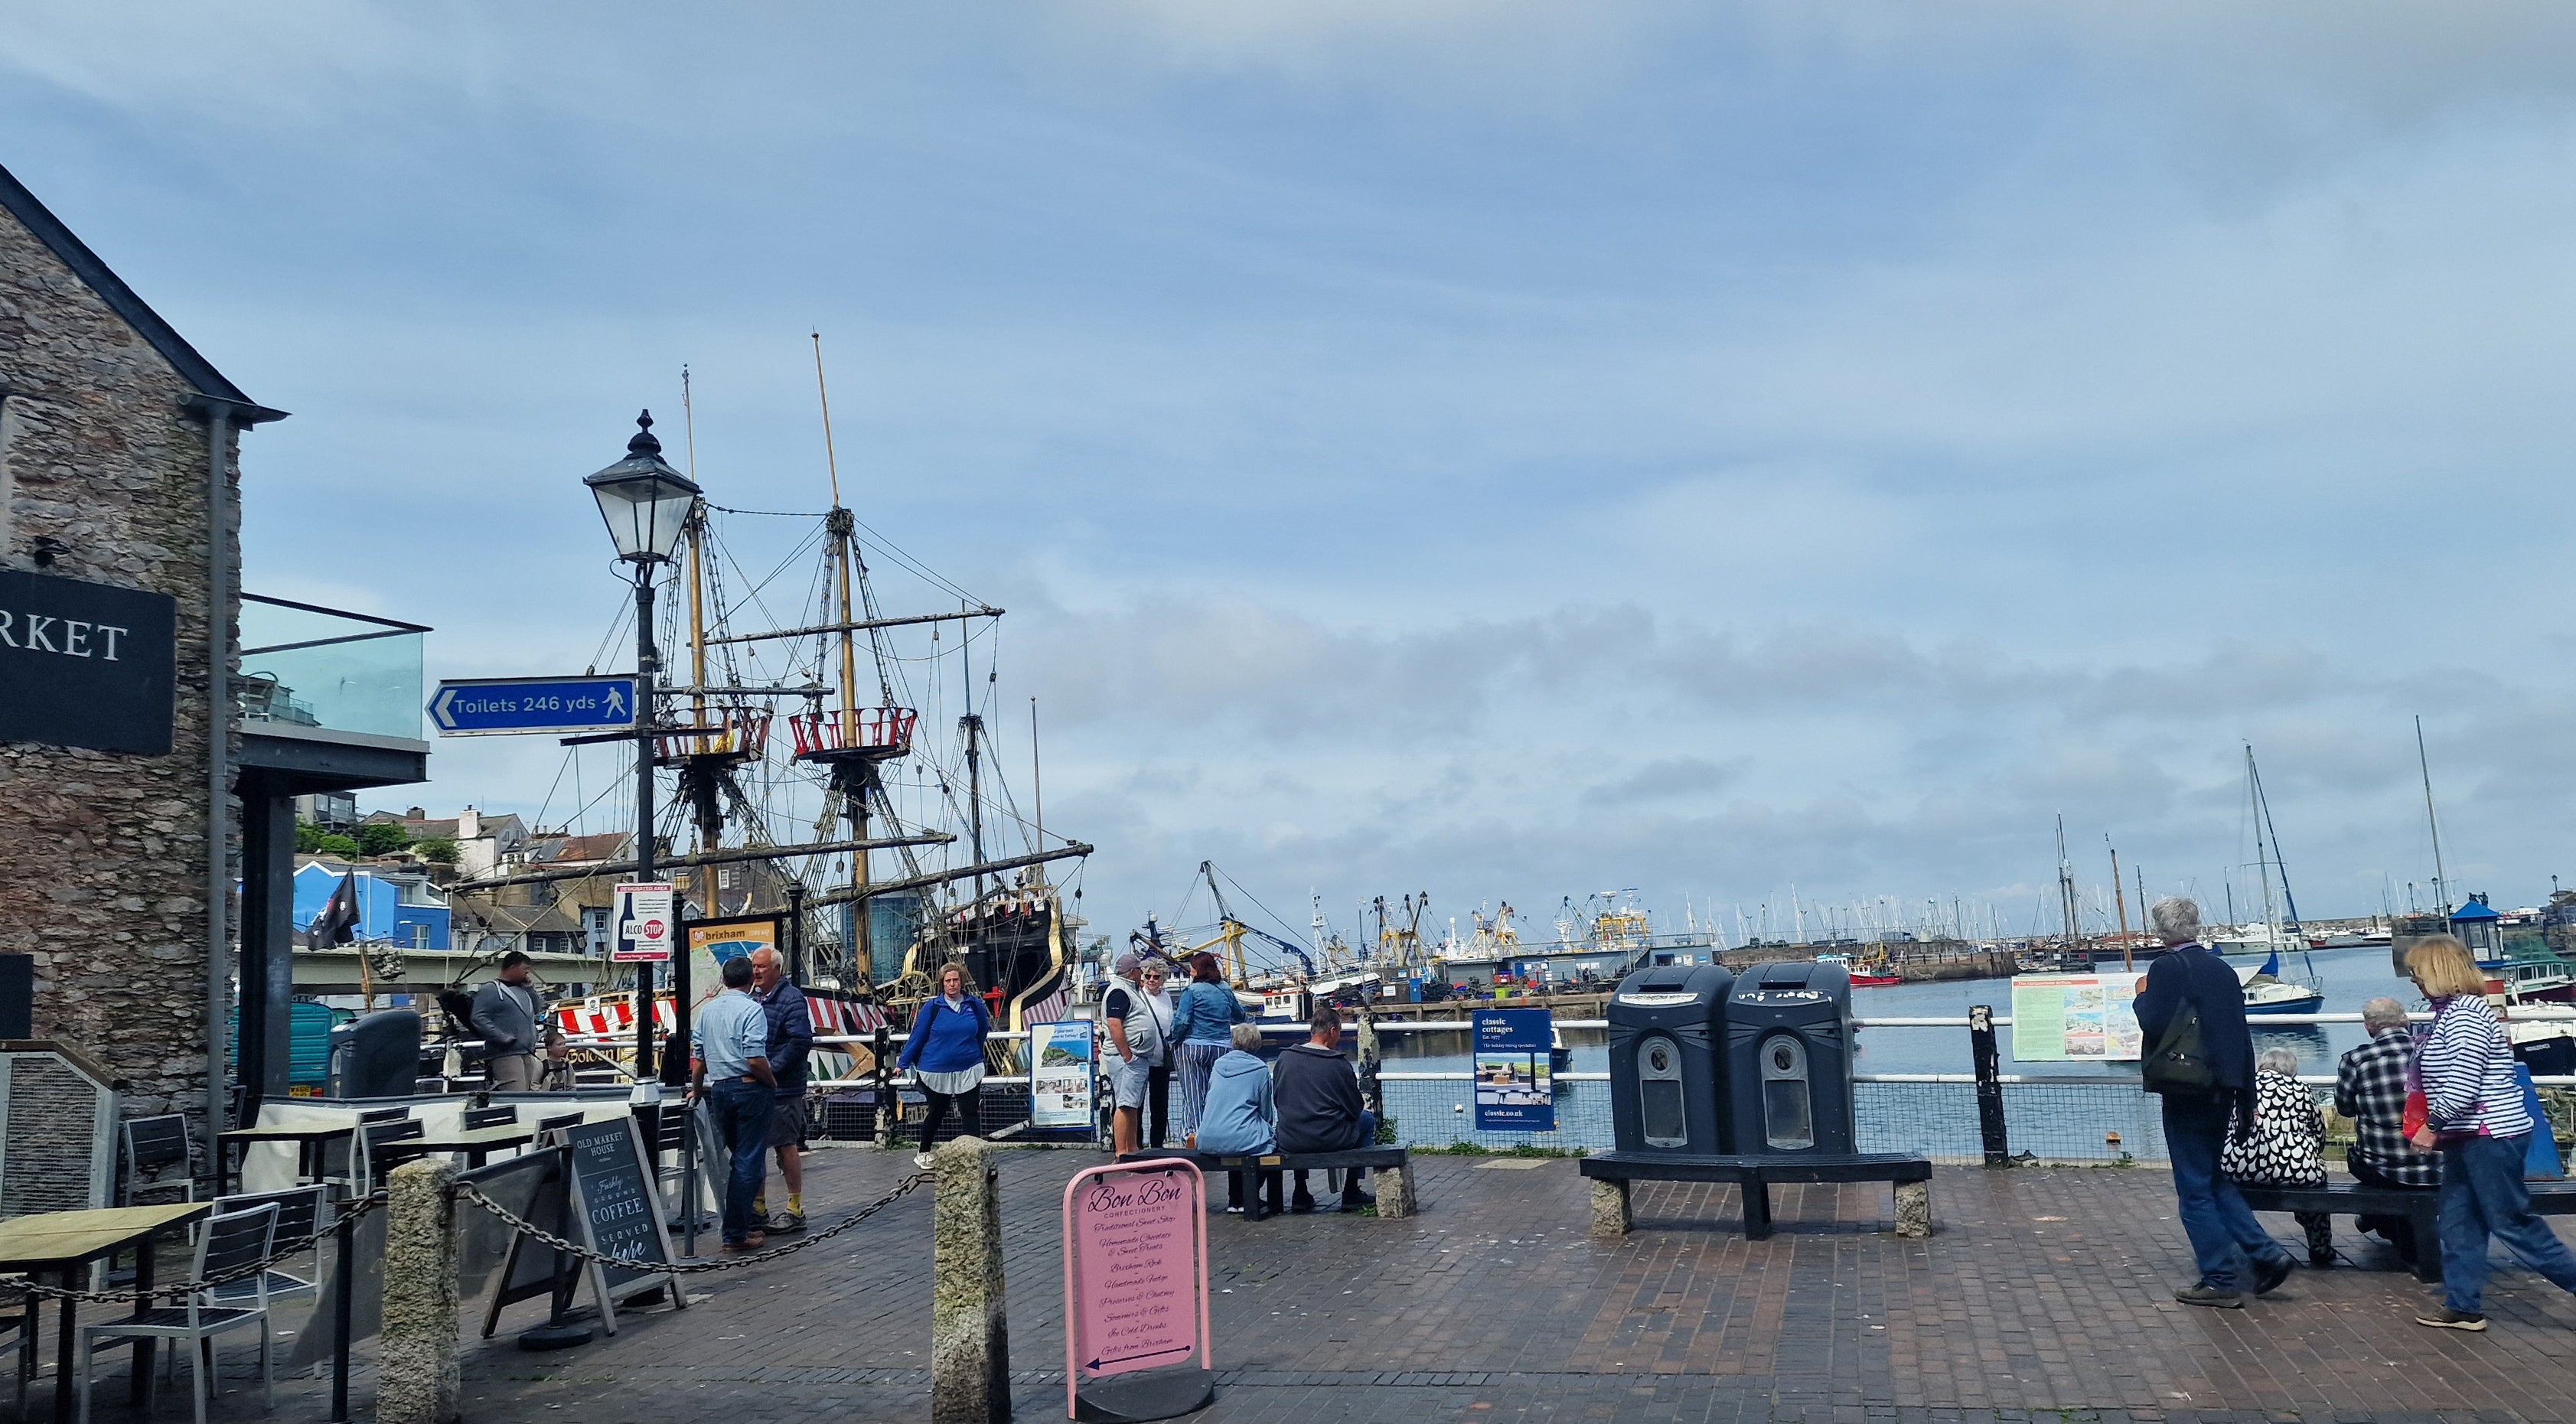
[2406, 937, 2576, 1331]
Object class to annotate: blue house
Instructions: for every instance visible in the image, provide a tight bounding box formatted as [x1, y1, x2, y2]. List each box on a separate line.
[294, 860, 452, 950]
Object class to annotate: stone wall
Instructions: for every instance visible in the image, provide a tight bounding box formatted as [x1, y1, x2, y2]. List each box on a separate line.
[0, 203, 237, 1129]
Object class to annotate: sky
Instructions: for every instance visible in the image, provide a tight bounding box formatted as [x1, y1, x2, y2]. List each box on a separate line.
[11, 2, 2576, 947]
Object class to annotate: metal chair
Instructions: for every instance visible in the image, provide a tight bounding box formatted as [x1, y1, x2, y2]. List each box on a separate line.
[199, 1187, 327, 1312]
[77, 1202, 276, 1424]
[119, 1115, 201, 1206]
[463, 1104, 519, 1130]
[3, 1279, 31, 1420]
[358, 1119, 428, 1190]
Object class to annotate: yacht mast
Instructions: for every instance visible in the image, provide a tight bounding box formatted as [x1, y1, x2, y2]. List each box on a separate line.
[2417, 715, 2450, 914]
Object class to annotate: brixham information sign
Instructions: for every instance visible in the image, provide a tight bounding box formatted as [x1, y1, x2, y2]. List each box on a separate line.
[1061, 1158, 1215, 1422]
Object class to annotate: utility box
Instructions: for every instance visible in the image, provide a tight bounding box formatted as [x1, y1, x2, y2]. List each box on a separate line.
[1607, 963, 1733, 1155]
[1726, 961, 1857, 1155]
[328, 1009, 422, 1099]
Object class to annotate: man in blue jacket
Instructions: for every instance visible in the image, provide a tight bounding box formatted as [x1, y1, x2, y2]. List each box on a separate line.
[2133, 895, 2294, 1308]
[750, 947, 813, 1232]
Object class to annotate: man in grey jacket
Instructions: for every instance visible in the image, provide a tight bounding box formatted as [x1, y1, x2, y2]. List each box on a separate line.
[471, 952, 545, 1091]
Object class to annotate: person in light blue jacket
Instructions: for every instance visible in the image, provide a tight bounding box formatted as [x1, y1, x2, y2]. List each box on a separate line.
[1192, 1023, 1282, 1214]
[1169, 953, 1249, 1136]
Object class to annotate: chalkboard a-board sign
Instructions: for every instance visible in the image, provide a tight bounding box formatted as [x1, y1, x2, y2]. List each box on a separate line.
[565, 1116, 684, 1332]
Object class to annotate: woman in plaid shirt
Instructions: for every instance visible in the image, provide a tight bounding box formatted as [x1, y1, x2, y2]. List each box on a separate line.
[2406, 937, 2576, 1331]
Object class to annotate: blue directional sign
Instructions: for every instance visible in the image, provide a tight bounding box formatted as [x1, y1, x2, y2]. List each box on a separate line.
[429, 676, 639, 736]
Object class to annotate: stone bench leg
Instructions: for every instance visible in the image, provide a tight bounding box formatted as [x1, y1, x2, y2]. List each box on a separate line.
[1378, 1161, 1417, 1219]
[1894, 1179, 1931, 1239]
[1590, 1177, 1632, 1238]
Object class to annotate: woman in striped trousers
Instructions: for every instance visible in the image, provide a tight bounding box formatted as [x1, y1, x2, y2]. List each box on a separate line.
[1170, 952, 1249, 1141]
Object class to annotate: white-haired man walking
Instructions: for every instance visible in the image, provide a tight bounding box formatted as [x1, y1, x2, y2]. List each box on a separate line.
[2134, 894, 2297, 1307]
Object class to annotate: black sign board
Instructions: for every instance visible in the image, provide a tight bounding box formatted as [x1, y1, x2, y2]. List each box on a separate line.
[0, 569, 177, 755]
[563, 1115, 682, 1331]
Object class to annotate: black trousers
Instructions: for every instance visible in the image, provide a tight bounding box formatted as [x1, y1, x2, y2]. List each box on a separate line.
[920, 1084, 981, 1149]
[1148, 1064, 1171, 1149]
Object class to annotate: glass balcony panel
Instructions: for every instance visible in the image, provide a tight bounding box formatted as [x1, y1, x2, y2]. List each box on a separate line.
[238, 595, 429, 741]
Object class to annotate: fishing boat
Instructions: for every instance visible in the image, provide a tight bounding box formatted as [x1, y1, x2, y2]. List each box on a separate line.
[1815, 952, 1902, 988]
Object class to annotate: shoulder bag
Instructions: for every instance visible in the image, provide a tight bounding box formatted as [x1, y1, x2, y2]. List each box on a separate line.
[2142, 999, 2216, 1095]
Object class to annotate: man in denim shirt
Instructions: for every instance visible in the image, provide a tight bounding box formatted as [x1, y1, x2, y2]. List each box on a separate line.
[691, 956, 775, 1251]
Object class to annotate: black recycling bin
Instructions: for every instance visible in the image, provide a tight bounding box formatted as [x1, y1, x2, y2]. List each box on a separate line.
[1608, 963, 1733, 1155]
[1725, 961, 1857, 1155]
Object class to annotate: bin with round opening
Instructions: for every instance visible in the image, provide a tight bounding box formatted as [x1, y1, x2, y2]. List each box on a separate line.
[1725, 961, 1855, 1155]
[1606, 963, 1732, 1155]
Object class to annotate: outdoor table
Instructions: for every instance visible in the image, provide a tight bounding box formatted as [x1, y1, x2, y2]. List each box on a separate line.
[405, 1124, 537, 1169]
[0, 1201, 212, 1424]
[215, 1120, 360, 1198]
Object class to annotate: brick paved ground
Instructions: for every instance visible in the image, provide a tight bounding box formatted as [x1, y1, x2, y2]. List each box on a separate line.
[39, 1142, 2576, 1422]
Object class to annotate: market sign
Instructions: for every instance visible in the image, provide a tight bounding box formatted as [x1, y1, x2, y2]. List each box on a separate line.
[0, 569, 176, 755]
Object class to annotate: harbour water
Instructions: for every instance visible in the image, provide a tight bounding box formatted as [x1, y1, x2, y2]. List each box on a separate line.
[1371, 943, 2415, 1158]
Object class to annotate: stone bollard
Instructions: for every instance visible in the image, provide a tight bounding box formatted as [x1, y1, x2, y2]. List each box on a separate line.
[931, 1136, 1010, 1424]
[379, 1158, 461, 1424]
[1893, 1180, 1932, 1239]
[1589, 1176, 1632, 1238]
[1375, 1158, 1417, 1219]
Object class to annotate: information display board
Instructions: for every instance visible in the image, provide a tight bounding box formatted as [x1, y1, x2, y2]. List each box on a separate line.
[683, 914, 781, 1018]
[1031, 1018, 1097, 1129]
[2008, 972, 2146, 1062]
[1472, 1008, 1556, 1131]
[1062, 1158, 1214, 1419]
[563, 1116, 683, 1331]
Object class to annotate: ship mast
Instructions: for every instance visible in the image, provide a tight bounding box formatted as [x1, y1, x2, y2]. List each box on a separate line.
[813, 333, 874, 979]
[683, 367, 709, 738]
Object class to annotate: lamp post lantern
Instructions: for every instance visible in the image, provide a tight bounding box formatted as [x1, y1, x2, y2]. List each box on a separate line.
[587, 410, 701, 1080]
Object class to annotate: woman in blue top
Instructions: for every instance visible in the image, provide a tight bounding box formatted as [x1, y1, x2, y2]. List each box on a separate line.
[1193, 1023, 1283, 1214]
[1169, 953, 1249, 1137]
[896, 962, 992, 1170]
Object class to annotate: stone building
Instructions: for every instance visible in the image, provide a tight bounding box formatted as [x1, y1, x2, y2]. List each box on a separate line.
[0, 160, 280, 1131]
[2, 161, 429, 1145]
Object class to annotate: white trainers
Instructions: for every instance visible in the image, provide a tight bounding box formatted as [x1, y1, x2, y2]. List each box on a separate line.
[913, 1152, 937, 1170]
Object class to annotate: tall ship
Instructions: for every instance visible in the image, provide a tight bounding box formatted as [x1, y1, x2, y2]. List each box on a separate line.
[448, 353, 1092, 1079]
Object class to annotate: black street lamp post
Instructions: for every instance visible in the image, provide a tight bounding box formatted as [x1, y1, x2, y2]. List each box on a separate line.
[586, 411, 702, 1082]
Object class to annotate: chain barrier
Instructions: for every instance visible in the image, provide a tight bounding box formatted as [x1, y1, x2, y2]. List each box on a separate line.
[450, 1171, 928, 1275]
[2, 1191, 391, 1305]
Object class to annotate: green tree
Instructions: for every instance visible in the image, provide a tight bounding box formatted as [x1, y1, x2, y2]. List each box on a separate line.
[412, 837, 459, 865]
[356, 822, 412, 857]
[295, 821, 326, 853]
[314, 833, 362, 859]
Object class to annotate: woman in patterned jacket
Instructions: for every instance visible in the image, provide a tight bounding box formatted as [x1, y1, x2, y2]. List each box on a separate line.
[2407, 936, 2576, 1331]
[2223, 1046, 2326, 1188]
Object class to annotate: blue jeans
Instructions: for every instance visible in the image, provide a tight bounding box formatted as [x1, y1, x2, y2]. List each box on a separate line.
[2438, 1132, 2576, 1313]
[2163, 1094, 2288, 1290]
[706, 1080, 771, 1243]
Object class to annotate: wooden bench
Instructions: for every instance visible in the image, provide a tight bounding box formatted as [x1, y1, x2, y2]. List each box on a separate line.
[1117, 1148, 1416, 1220]
[2235, 1178, 2576, 1283]
[1578, 1152, 1933, 1240]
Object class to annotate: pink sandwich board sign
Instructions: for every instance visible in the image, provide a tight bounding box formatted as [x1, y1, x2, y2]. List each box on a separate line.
[1061, 1158, 1216, 1422]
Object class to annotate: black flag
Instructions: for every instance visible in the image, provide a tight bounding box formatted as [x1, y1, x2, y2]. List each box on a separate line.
[307, 871, 361, 951]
